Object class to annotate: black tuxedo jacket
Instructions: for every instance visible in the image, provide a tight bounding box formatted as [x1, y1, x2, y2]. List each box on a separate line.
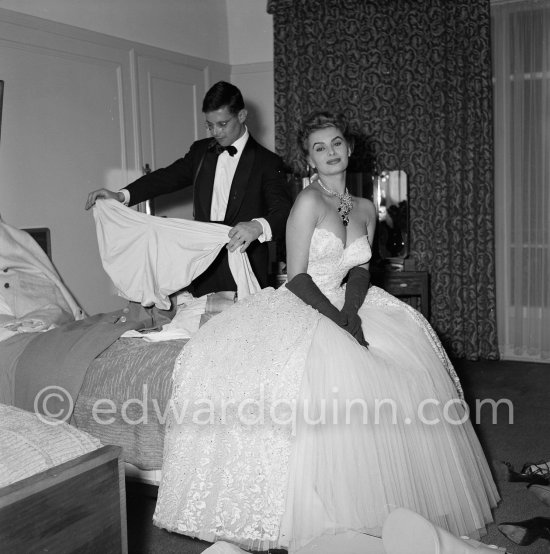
[125, 136, 291, 296]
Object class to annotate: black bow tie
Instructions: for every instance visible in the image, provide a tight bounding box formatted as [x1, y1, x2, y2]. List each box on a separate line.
[209, 141, 237, 157]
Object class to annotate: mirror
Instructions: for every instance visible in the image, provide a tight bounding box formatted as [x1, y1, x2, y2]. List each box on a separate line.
[374, 170, 409, 267]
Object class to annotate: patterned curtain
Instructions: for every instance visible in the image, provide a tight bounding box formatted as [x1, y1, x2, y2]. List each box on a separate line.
[267, 0, 499, 360]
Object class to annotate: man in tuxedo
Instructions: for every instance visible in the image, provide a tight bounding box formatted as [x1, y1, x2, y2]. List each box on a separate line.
[85, 81, 291, 297]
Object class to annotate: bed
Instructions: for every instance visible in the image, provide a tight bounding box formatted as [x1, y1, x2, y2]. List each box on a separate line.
[0, 222, 191, 485]
[73, 335, 185, 477]
[0, 403, 127, 553]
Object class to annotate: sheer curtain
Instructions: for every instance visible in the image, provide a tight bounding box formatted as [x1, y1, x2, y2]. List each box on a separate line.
[492, 0, 550, 361]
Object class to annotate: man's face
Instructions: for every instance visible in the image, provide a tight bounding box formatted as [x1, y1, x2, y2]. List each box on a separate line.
[205, 107, 247, 147]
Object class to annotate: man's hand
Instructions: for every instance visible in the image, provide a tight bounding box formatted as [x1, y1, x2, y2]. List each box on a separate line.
[227, 221, 263, 253]
[85, 188, 124, 210]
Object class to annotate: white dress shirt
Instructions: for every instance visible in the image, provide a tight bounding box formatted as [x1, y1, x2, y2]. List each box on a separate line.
[210, 129, 248, 221]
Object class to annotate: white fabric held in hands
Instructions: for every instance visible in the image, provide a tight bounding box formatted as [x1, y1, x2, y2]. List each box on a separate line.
[92, 199, 260, 309]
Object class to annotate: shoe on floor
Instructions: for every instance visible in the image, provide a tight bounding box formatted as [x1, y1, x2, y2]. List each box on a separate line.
[498, 517, 550, 546]
[528, 483, 550, 507]
[202, 541, 249, 553]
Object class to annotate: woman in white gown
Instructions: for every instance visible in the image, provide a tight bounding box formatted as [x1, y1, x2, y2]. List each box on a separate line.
[153, 111, 499, 552]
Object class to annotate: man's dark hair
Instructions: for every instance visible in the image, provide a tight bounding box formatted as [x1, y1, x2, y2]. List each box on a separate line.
[202, 81, 245, 115]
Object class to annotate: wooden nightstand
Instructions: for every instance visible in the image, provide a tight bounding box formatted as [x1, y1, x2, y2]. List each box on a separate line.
[372, 270, 430, 318]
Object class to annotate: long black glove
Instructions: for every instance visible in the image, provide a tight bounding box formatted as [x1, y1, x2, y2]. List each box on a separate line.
[286, 273, 347, 327]
[341, 266, 371, 348]
[285, 273, 372, 349]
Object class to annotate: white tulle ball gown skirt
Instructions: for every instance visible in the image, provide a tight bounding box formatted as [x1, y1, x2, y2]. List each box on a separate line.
[153, 285, 499, 553]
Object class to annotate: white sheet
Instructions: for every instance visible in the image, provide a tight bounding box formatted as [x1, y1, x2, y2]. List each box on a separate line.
[0, 218, 85, 343]
[92, 199, 261, 310]
[0, 294, 13, 316]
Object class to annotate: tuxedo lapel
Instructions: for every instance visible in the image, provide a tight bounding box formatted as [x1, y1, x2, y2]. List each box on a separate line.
[224, 138, 255, 225]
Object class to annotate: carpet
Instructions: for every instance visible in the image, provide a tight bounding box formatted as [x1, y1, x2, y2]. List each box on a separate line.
[126, 359, 550, 554]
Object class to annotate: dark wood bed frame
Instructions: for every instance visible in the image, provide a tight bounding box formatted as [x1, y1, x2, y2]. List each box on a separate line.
[1, 229, 128, 551]
[0, 445, 127, 553]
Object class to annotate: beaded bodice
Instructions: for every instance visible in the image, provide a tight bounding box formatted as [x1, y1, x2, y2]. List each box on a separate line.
[307, 227, 371, 301]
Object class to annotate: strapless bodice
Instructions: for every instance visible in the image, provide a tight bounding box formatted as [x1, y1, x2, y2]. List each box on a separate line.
[307, 227, 371, 299]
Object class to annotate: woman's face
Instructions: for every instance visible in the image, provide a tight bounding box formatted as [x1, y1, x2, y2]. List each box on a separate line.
[307, 126, 350, 177]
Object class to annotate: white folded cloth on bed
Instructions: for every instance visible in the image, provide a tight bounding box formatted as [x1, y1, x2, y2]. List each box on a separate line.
[121, 290, 237, 341]
[92, 199, 261, 310]
[122, 293, 207, 340]
[0, 294, 13, 317]
[0, 218, 84, 324]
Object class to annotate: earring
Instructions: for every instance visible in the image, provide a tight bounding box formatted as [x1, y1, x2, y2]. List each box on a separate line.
[303, 165, 317, 188]
[309, 167, 318, 183]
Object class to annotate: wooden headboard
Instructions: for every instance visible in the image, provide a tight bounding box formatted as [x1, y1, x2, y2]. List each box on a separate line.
[23, 227, 51, 260]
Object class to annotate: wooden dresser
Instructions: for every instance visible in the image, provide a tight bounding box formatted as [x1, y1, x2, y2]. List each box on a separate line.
[372, 270, 430, 319]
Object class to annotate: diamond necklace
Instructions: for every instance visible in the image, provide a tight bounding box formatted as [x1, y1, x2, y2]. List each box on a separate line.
[316, 178, 353, 226]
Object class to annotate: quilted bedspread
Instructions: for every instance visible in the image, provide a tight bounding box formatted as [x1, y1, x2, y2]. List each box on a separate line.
[0, 403, 101, 487]
[73, 337, 186, 470]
